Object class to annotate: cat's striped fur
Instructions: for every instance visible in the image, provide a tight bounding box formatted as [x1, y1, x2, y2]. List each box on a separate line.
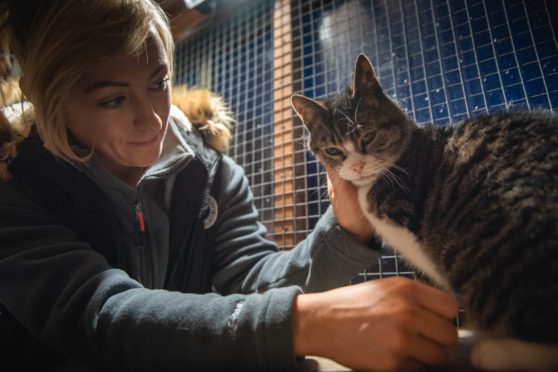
[292, 54, 558, 371]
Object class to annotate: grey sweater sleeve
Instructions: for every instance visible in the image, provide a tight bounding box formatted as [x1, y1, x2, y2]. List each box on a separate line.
[212, 155, 381, 294]
[203, 156, 381, 370]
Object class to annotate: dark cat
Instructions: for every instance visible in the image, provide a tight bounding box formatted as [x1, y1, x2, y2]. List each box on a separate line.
[291, 54, 558, 371]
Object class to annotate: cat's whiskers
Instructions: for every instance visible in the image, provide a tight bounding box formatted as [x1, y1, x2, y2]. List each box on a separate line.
[296, 136, 308, 149]
[390, 164, 411, 178]
[317, 172, 330, 200]
[382, 167, 410, 194]
[381, 169, 397, 191]
[337, 110, 362, 134]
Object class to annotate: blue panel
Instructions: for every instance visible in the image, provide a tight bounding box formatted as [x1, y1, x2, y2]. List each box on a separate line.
[447, 84, 464, 100]
[505, 84, 526, 102]
[547, 73, 558, 91]
[487, 90, 506, 106]
[428, 75, 444, 89]
[529, 94, 551, 108]
[415, 108, 432, 122]
[467, 94, 486, 110]
[483, 73, 501, 91]
[413, 80, 427, 94]
[538, 40, 558, 59]
[489, 10, 506, 26]
[465, 78, 482, 95]
[463, 65, 479, 80]
[502, 67, 521, 85]
[492, 25, 510, 41]
[446, 70, 461, 84]
[524, 78, 546, 97]
[476, 45, 494, 62]
[430, 89, 447, 105]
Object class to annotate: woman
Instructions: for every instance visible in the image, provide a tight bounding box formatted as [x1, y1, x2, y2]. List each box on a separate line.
[0, 0, 458, 370]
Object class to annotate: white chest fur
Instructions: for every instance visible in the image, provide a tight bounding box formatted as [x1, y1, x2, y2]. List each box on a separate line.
[357, 185, 449, 289]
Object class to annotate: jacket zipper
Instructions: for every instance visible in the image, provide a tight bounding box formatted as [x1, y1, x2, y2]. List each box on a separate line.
[135, 175, 166, 287]
[135, 201, 146, 250]
[168, 158, 219, 290]
[168, 203, 198, 289]
[134, 174, 164, 248]
[134, 200, 149, 285]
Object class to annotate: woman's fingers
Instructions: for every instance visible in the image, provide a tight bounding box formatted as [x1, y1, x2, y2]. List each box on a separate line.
[408, 334, 451, 367]
[400, 358, 428, 371]
[416, 306, 459, 347]
[293, 278, 459, 371]
[413, 282, 459, 320]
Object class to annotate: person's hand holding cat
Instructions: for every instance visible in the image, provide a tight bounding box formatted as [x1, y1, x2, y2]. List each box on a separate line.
[321, 157, 375, 243]
[292, 276, 459, 370]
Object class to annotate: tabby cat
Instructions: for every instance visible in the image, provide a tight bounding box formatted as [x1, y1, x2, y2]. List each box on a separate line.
[291, 54, 558, 371]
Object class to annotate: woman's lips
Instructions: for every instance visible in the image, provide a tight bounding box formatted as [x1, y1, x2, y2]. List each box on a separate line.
[129, 134, 159, 146]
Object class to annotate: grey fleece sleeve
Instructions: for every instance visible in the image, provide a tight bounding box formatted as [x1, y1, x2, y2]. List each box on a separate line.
[205, 156, 381, 370]
[212, 155, 381, 294]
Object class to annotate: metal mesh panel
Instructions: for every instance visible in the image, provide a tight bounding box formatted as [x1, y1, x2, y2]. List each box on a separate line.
[174, 0, 558, 285]
[175, 1, 278, 239]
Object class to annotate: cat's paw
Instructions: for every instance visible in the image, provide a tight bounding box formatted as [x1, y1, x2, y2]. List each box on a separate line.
[471, 338, 558, 371]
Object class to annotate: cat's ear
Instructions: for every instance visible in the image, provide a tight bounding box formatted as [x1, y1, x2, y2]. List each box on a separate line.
[352, 54, 380, 97]
[291, 94, 326, 130]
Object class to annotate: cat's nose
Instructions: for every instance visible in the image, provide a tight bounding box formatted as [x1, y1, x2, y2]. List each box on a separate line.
[352, 162, 364, 173]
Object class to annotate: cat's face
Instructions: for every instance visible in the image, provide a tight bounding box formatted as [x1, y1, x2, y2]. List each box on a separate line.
[292, 54, 411, 187]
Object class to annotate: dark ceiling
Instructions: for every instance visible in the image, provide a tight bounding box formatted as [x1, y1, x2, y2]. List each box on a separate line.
[154, 0, 210, 42]
[154, 0, 264, 42]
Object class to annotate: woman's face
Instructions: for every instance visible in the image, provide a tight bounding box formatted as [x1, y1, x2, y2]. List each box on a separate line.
[63, 33, 171, 184]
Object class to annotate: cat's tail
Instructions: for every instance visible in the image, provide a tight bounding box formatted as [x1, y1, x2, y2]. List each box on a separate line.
[172, 85, 234, 153]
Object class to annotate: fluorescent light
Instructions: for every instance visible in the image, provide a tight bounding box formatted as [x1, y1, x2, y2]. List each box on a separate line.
[183, 0, 206, 9]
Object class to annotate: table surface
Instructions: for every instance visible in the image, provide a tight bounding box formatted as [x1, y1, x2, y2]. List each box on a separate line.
[303, 330, 479, 371]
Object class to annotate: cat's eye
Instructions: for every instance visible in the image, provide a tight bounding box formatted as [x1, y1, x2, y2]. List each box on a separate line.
[361, 131, 376, 147]
[324, 147, 344, 157]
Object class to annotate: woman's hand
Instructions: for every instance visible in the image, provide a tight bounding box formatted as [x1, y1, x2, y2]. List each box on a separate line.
[321, 159, 375, 242]
[292, 277, 459, 371]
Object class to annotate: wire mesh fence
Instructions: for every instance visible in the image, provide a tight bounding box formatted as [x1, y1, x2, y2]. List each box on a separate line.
[174, 0, 558, 286]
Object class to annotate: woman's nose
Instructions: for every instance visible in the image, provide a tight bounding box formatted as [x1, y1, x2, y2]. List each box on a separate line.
[133, 95, 162, 131]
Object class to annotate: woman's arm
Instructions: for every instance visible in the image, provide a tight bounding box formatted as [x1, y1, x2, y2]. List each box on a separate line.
[0, 181, 303, 371]
[211, 155, 381, 295]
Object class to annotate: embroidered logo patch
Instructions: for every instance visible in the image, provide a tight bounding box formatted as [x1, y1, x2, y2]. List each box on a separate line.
[204, 195, 218, 229]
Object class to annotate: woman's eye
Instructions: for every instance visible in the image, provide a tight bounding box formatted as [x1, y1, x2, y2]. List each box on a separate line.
[98, 96, 125, 109]
[324, 147, 343, 157]
[151, 78, 169, 92]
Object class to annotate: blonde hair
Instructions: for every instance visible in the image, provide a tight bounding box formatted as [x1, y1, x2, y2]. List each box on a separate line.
[0, 0, 174, 162]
